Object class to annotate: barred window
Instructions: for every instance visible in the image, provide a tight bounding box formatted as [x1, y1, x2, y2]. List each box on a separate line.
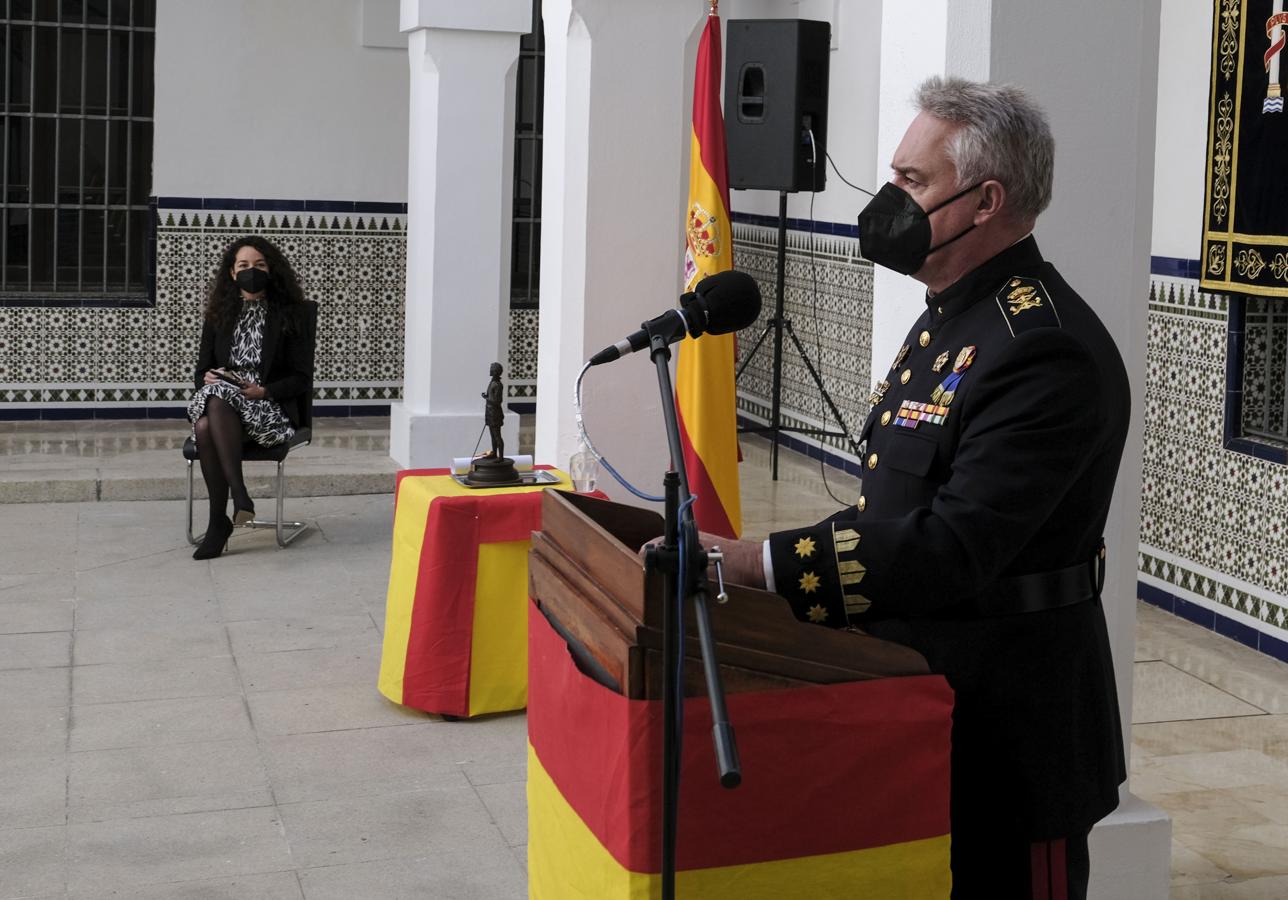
[1242, 296, 1288, 445]
[509, 0, 542, 308]
[1, 0, 155, 299]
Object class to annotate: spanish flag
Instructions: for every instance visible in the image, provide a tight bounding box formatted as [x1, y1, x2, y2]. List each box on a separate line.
[527, 601, 955, 897]
[676, 6, 742, 538]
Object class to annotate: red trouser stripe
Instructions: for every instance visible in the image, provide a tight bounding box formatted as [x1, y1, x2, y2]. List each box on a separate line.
[1030, 838, 1068, 900]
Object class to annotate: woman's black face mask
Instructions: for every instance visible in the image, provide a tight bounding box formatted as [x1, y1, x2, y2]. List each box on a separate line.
[857, 181, 983, 275]
[235, 267, 269, 294]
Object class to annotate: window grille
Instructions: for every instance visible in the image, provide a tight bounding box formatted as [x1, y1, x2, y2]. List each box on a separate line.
[0, 0, 155, 299]
[1242, 296, 1288, 444]
[509, 1, 542, 308]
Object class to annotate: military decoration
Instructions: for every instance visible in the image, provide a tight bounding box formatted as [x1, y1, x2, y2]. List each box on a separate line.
[932, 351, 950, 373]
[893, 399, 949, 429]
[1005, 279, 1043, 315]
[807, 604, 829, 623]
[890, 344, 910, 371]
[799, 571, 821, 594]
[930, 345, 976, 406]
[868, 379, 891, 407]
[793, 536, 817, 559]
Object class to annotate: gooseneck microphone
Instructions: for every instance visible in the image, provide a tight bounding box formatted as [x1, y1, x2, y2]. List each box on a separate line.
[588, 270, 762, 366]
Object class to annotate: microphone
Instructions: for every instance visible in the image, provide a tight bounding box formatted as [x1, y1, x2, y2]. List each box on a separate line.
[588, 270, 761, 366]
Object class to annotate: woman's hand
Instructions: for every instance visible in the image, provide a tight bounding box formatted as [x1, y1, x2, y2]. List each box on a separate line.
[240, 383, 268, 400]
[203, 370, 221, 385]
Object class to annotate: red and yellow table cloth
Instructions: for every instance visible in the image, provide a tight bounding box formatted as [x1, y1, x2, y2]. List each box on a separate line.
[527, 600, 956, 898]
[378, 468, 573, 718]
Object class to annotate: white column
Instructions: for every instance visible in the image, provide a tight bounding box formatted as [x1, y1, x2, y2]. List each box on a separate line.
[535, 0, 701, 501]
[876, 2, 1171, 896]
[389, 0, 530, 469]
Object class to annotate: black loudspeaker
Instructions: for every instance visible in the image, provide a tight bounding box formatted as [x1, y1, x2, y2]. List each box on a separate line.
[724, 18, 830, 193]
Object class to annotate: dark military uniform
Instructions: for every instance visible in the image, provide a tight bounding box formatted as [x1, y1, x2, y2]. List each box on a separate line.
[767, 237, 1128, 892]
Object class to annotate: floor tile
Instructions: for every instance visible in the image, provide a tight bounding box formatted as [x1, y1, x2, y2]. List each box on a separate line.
[0, 666, 71, 709]
[72, 656, 241, 706]
[69, 695, 253, 752]
[247, 683, 428, 736]
[67, 738, 270, 823]
[72, 622, 230, 666]
[0, 705, 69, 755]
[474, 780, 527, 847]
[1132, 660, 1266, 724]
[0, 599, 74, 634]
[0, 632, 72, 669]
[0, 753, 67, 830]
[280, 785, 501, 868]
[66, 806, 294, 894]
[69, 869, 303, 900]
[0, 825, 66, 900]
[235, 645, 381, 694]
[296, 847, 525, 900]
[226, 615, 378, 655]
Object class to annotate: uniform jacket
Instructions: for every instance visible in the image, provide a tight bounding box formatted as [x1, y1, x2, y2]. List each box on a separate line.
[193, 299, 317, 429]
[767, 236, 1128, 838]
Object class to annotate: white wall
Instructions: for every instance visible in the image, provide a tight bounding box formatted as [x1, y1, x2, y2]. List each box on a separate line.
[153, 0, 408, 201]
[1152, 0, 1212, 260]
[724, 0, 884, 226]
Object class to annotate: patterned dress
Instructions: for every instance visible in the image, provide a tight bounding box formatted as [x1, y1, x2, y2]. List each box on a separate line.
[187, 301, 296, 447]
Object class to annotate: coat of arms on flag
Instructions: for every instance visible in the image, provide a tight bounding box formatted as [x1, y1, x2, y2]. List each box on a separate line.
[1202, 0, 1288, 296]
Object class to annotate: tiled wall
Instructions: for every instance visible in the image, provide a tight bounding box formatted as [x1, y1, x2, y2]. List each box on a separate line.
[1139, 275, 1288, 659]
[732, 219, 873, 467]
[0, 198, 540, 418]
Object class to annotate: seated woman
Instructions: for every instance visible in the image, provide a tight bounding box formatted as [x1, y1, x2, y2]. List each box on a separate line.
[187, 236, 314, 560]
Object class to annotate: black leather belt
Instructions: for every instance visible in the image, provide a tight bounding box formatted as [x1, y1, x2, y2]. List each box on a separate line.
[973, 541, 1106, 616]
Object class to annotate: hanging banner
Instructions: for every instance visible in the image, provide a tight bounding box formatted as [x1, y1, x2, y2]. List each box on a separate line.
[1203, 0, 1288, 296]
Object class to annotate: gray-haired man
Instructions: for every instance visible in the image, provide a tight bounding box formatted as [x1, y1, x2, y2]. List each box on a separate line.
[716, 77, 1128, 898]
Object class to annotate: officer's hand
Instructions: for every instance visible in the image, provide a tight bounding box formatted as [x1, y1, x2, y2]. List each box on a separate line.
[637, 533, 766, 590]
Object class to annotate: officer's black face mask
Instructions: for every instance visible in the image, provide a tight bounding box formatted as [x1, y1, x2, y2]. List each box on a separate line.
[857, 181, 983, 275]
[235, 267, 269, 295]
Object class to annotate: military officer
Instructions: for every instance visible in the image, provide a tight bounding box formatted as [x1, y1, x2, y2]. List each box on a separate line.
[714, 77, 1128, 899]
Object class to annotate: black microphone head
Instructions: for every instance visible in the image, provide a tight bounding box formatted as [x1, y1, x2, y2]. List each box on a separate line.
[692, 270, 761, 336]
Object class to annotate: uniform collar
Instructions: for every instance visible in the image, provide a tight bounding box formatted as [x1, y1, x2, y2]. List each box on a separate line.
[924, 235, 1044, 322]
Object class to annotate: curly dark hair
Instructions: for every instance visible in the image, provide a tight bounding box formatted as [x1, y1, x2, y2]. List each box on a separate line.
[204, 235, 306, 328]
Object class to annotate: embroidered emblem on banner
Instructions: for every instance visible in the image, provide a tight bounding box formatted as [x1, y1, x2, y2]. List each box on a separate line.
[930, 345, 977, 406]
[893, 399, 950, 429]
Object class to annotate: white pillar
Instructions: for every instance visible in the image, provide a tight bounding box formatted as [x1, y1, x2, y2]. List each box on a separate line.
[389, 0, 530, 469]
[875, 2, 1171, 896]
[535, 0, 701, 501]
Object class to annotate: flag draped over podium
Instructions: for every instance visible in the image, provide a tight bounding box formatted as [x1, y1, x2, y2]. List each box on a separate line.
[677, 8, 742, 538]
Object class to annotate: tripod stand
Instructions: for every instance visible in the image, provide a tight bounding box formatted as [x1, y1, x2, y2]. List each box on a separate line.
[737, 190, 863, 479]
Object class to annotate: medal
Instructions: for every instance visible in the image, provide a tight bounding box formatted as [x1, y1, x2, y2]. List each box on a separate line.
[931, 345, 977, 406]
[932, 351, 950, 373]
[868, 379, 890, 407]
[890, 344, 910, 371]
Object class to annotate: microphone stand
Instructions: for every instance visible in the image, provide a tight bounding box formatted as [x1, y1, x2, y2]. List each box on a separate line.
[643, 324, 741, 900]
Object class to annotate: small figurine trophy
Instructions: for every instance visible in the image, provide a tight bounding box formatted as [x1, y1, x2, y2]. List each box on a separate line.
[466, 362, 519, 485]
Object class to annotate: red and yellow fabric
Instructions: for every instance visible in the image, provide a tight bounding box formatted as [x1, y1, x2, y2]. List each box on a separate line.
[676, 8, 742, 539]
[377, 468, 573, 718]
[527, 601, 955, 898]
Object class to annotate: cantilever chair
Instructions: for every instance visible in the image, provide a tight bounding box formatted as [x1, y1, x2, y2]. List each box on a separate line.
[184, 301, 318, 549]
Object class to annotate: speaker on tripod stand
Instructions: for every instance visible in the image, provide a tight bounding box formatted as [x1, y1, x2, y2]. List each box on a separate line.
[725, 18, 861, 480]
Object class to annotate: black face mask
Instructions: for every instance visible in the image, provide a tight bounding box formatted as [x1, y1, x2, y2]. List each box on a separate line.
[235, 267, 269, 295]
[857, 181, 983, 275]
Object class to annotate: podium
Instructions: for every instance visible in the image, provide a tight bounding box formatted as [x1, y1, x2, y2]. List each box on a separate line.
[526, 491, 956, 898]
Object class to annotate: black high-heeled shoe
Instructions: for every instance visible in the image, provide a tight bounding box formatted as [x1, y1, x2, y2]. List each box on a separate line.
[193, 516, 234, 560]
[232, 502, 255, 527]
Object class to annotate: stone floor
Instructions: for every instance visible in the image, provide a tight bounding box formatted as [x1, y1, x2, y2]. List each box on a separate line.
[1, 420, 1287, 897]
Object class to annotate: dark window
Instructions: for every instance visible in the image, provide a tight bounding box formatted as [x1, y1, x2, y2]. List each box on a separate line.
[0, 0, 155, 298]
[1242, 296, 1288, 444]
[510, 1, 542, 308]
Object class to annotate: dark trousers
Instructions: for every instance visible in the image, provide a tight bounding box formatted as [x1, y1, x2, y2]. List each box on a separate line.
[950, 829, 1090, 900]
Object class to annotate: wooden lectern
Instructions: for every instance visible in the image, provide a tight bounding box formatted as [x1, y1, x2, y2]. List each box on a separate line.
[525, 490, 955, 897]
[529, 489, 932, 698]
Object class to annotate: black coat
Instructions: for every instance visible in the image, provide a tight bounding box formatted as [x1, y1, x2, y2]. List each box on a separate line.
[193, 300, 317, 428]
[767, 237, 1128, 839]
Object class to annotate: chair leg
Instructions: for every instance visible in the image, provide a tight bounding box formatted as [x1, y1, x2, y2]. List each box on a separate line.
[243, 458, 307, 547]
[186, 460, 201, 546]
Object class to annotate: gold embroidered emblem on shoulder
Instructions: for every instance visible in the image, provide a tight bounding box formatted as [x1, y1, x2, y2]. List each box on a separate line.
[1006, 284, 1042, 315]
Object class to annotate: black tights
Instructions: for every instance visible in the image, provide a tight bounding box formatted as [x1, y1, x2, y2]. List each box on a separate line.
[194, 396, 252, 527]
